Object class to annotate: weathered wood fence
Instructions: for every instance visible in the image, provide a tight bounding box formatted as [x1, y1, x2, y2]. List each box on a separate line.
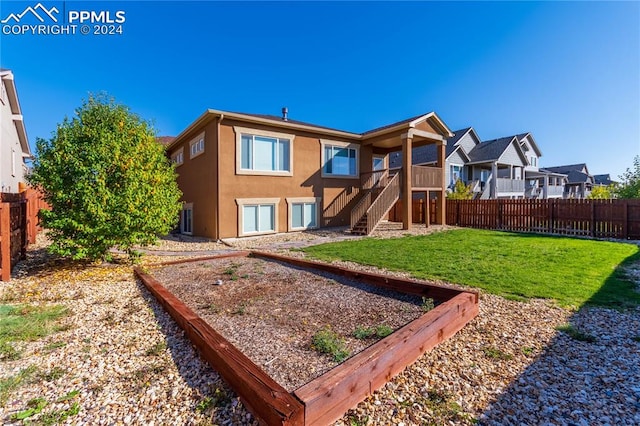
[445, 199, 640, 240]
[0, 189, 46, 281]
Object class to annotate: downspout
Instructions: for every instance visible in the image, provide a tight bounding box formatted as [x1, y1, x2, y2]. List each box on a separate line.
[216, 113, 224, 241]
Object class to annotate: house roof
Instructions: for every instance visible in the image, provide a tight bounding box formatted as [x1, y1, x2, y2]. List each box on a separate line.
[388, 127, 473, 168]
[156, 136, 176, 147]
[0, 69, 31, 157]
[467, 136, 528, 165]
[166, 109, 453, 151]
[544, 163, 589, 175]
[231, 112, 350, 134]
[516, 132, 542, 157]
[540, 168, 592, 184]
[594, 174, 616, 185]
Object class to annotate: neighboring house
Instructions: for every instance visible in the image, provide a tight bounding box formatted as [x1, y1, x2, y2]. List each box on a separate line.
[390, 128, 565, 199]
[0, 69, 31, 193]
[165, 109, 452, 238]
[518, 133, 566, 199]
[593, 174, 617, 187]
[542, 163, 594, 199]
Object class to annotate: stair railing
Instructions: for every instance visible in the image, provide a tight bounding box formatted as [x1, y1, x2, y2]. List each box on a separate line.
[363, 173, 401, 235]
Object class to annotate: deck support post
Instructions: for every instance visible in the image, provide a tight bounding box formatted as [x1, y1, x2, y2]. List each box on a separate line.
[402, 136, 413, 230]
[491, 162, 498, 199]
[436, 141, 446, 225]
[425, 191, 430, 228]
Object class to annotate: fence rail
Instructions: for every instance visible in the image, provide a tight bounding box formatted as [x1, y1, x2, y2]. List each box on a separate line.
[0, 190, 46, 281]
[446, 198, 640, 239]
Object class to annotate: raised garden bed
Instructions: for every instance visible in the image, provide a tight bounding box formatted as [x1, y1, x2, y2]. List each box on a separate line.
[134, 251, 479, 425]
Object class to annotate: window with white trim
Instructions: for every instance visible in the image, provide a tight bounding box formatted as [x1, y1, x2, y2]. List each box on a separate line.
[242, 204, 275, 234]
[190, 133, 205, 158]
[286, 197, 321, 231]
[321, 140, 359, 178]
[234, 127, 294, 176]
[449, 164, 464, 186]
[171, 148, 184, 166]
[236, 198, 279, 236]
[181, 203, 193, 235]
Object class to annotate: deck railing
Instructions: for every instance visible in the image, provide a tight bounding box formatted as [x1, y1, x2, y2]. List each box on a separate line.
[496, 178, 525, 193]
[412, 166, 442, 189]
[546, 186, 564, 197]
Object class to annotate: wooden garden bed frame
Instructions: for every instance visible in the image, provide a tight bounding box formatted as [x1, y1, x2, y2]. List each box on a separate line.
[133, 251, 479, 426]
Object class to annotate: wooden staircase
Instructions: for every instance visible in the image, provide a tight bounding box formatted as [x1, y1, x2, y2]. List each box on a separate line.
[350, 172, 401, 236]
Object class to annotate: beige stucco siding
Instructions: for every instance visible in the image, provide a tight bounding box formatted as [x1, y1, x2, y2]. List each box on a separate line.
[216, 120, 369, 238]
[170, 121, 218, 238]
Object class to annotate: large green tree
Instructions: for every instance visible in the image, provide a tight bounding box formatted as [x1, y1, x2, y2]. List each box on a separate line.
[616, 156, 640, 199]
[29, 95, 182, 260]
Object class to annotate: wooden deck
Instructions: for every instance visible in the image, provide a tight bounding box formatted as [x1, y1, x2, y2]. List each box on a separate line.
[134, 252, 479, 426]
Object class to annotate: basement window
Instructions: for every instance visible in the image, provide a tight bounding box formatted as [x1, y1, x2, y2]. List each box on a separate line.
[236, 198, 280, 237]
[287, 197, 321, 231]
[181, 203, 193, 235]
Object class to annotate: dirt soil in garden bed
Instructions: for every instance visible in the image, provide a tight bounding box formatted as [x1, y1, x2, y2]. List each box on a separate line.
[150, 256, 430, 391]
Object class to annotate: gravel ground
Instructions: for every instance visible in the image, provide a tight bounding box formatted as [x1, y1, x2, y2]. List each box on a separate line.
[0, 230, 639, 425]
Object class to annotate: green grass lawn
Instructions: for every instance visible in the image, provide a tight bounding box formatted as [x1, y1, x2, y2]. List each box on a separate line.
[303, 229, 640, 309]
[0, 304, 68, 361]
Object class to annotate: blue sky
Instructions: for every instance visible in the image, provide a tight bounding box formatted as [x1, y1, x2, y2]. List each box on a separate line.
[1, 1, 638, 179]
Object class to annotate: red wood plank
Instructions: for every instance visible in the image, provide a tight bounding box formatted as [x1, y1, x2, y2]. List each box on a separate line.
[294, 292, 478, 426]
[251, 251, 468, 302]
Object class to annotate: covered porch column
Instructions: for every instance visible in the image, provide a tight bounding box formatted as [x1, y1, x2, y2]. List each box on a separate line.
[543, 175, 549, 199]
[491, 162, 498, 198]
[436, 141, 446, 225]
[402, 135, 413, 230]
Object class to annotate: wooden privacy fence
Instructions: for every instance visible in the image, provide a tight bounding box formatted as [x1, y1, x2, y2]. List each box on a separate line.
[446, 198, 640, 240]
[0, 189, 46, 281]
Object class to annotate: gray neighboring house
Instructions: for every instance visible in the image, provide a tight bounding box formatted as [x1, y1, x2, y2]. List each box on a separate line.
[390, 128, 566, 199]
[593, 174, 617, 187]
[0, 69, 31, 193]
[542, 163, 594, 199]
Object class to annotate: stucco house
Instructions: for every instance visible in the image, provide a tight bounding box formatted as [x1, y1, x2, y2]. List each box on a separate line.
[389, 128, 565, 199]
[165, 109, 452, 239]
[0, 69, 31, 193]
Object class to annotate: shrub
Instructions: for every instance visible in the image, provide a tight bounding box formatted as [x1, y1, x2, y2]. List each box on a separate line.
[29, 94, 182, 261]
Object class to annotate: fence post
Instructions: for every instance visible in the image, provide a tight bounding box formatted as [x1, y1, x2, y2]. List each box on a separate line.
[0, 203, 10, 281]
[496, 199, 502, 230]
[20, 199, 27, 260]
[590, 201, 596, 238]
[548, 199, 554, 233]
[623, 200, 629, 240]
